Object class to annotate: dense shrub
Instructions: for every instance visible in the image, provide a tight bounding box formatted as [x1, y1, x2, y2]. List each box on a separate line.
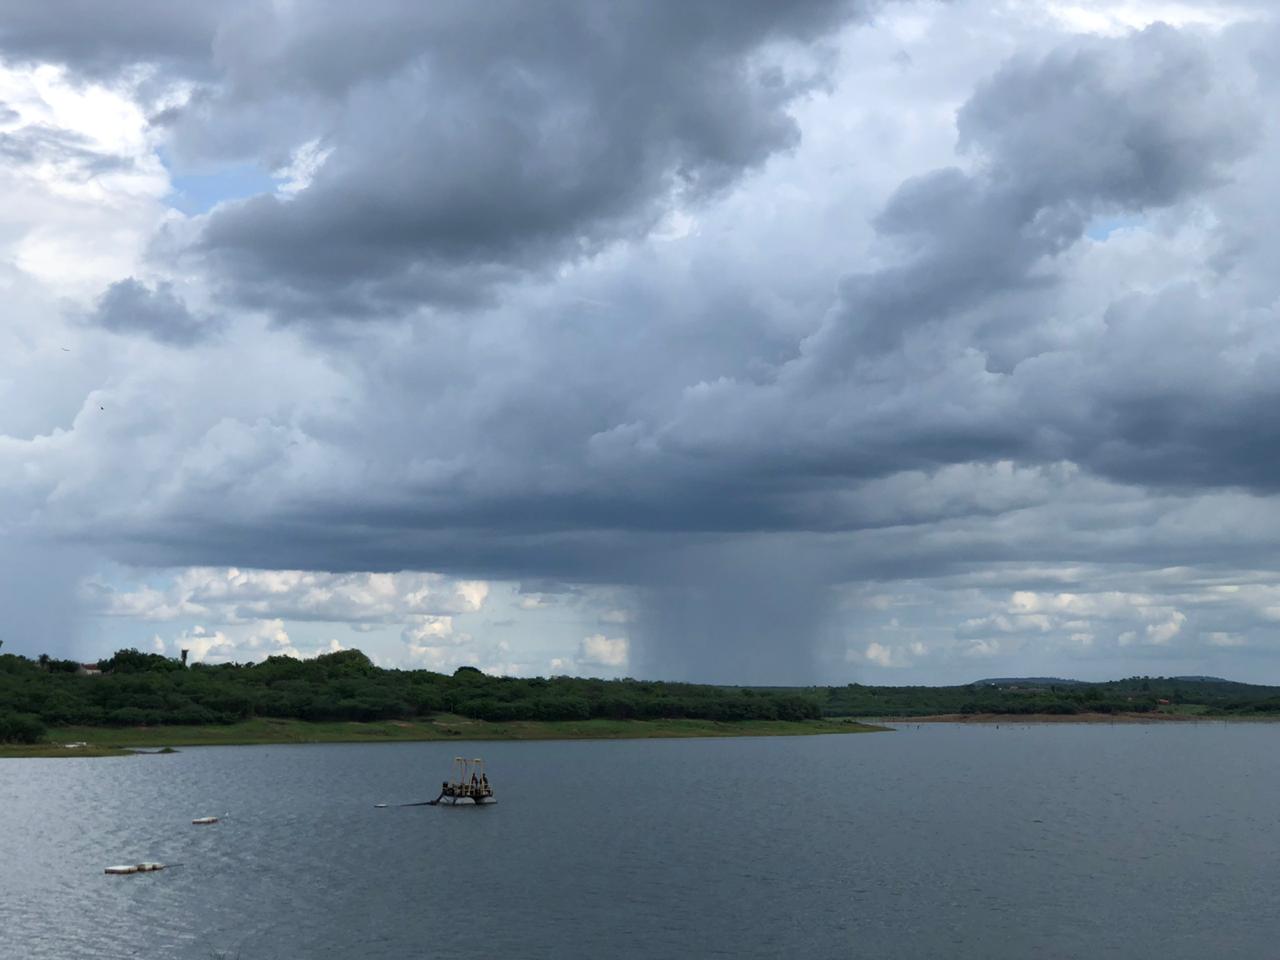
[14, 648, 1269, 732]
[0, 712, 47, 744]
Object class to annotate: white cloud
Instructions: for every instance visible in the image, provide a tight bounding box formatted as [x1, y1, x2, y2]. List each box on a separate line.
[856, 640, 926, 668]
[401, 615, 457, 646]
[1207, 631, 1246, 647]
[399, 615, 530, 675]
[275, 138, 332, 197]
[86, 567, 489, 625]
[579, 634, 629, 668]
[1044, 1, 1259, 36]
[970, 590, 1190, 651]
[961, 639, 1002, 658]
[0, 61, 169, 296]
[865, 642, 894, 667]
[545, 634, 630, 676]
[1145, 611, 1186, 645]
[150, 618, 343, 664]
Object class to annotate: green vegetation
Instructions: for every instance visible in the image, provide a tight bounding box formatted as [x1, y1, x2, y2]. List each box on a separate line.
[809, 676, 1280, 718]
[0, 715, 877, 756]
[0, 711, 46, 744]
[48, 715, 878, 745]
[0, 647, 834, 752]
[6, 643, 1278, 756]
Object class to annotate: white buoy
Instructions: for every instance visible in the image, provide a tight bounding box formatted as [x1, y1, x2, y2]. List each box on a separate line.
[191, 816, 219, 825]
[105, 862, 166, 875]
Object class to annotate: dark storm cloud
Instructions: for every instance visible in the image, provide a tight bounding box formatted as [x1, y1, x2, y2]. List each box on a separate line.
[8, 4, 1280, 680]
[175, 0, 867, 318]
[65, 22, 1264, 571]
[806, 24, 1255, 360]
[0, 1, 234, 77]
[88, 278, 217, 346]
[50, 21, 1266, 575]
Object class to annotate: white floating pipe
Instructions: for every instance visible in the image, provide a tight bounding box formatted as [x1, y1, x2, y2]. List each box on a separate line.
[104, 862, 166, 875]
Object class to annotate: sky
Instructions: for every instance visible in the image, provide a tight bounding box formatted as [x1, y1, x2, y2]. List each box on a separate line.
[2, 0, 1280, 685]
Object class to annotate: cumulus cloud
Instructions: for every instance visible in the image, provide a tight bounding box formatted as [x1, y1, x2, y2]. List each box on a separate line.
[0, 60, 169, 296]
[5, 3, 1280, 684]
[834, 563, 1280, 682]
[1208, 632, 1246, 648]
[579, 634, 629, 669]
[401, 616, 531, 676]
[88, 277, 216, 345]
[150, 0, 871, 319]
[85, 567, 489, 624]
[0, 1, 235, 77]
[548, 633, 631, 677]
[150, 619, 344, 664]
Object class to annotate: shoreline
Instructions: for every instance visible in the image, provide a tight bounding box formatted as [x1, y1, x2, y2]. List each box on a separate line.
[873, 711, 1239, 724]
[0, 715, 887, 758]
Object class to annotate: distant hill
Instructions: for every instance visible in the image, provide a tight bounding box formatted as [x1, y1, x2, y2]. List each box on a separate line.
[823, 673, 1280, 718]
[974, 675, 1242, 688]
[1168, 675, 1234, 684]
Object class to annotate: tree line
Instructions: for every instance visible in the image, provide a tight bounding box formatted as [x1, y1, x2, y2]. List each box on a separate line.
[6, 646, 1279, 745]
[814, 676, 1280, 718]
[0, 647, 821, 743]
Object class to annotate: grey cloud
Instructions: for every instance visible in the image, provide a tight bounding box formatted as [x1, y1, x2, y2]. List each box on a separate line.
[9, 5, 1280, 682]
[0, 124, 134, 176]
[602, 24, 1267, 505]
[956, 26, 1255, 207]
[0, 1, 236, 77]
[172, 0, 867, 318]
[808, 24, 1256, 360]
[89, 279, 218, 346]
[60, 25, 1266, 559]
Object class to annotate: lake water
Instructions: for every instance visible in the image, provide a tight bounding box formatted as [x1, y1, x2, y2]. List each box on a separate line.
[3, 723, 1278, 959]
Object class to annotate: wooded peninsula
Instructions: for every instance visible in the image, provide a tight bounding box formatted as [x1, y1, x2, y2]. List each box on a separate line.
[3, 646, 1279, 753]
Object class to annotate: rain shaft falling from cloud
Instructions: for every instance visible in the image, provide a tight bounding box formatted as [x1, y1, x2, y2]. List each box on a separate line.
[633, 541, 838, 684]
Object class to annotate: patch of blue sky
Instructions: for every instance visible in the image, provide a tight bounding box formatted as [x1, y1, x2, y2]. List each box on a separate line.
[1086, 213, 1145, 241]
[167, 162, 280, 214]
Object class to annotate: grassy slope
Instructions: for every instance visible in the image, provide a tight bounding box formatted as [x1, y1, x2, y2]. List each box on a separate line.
[0, 715, 885, 756]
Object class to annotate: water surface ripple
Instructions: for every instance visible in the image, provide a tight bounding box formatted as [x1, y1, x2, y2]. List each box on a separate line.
[3, 724, 1278, 958]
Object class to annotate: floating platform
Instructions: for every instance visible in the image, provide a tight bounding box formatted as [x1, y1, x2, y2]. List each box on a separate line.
[104, 862, 166, 875]
[429, 757, 495, 806]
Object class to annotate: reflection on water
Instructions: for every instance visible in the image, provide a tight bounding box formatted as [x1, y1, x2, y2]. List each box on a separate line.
[3, 724, 1278, 959]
